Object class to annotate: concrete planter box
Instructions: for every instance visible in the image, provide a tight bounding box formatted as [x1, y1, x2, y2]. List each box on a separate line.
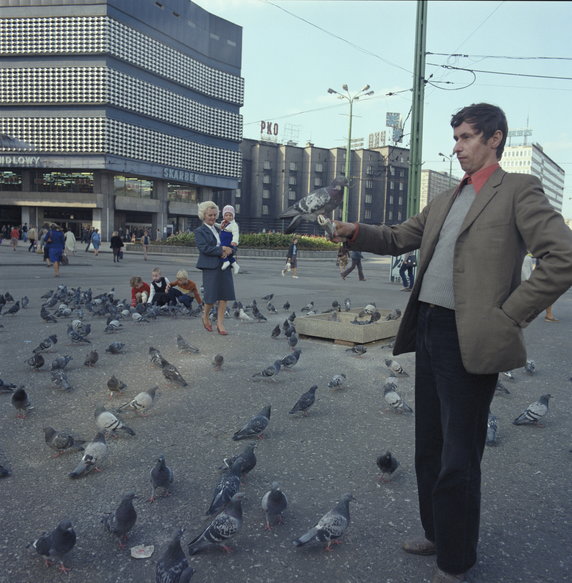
[295, 309, 401, 345]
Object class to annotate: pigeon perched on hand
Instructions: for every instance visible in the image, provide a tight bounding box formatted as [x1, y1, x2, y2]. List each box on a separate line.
[107, 375, 127, 398]
[43, 426, 85, 458]
[150, 455, 174, 501]
[94, 405, 136, 437]
[84, 350, 99, 367]
[252, 360, 281, 381]
[106, 342, 125, 354]
[293, 493, 355, 551]
[12, 387, 33, 418]
[69, 432, 108, 478]
[176, 334, 200, 354]
[383, 377, 413, 414]
[206, 460, 242, 516]
[155, 528, 194, 583]
[232, 404, 271, 440]
[30, 520, 76, 573]
[117, 386, 158, 416]
[162, 360, 189, 387]
[102, 493, 138, 549]
[280, 176, 348, 234]
[289, 385, 318, 416]
[486, 411, 498, 446]
[385, 358, 408, 376]
[376, 451, 400, 483]
[513, 394, 552, 426]
[188, 493, 244, 555]
[261, 482, 288, 530]
[328, 373, 347, 389]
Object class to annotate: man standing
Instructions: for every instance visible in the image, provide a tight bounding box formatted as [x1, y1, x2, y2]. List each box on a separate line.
[333, 103, 572, 583]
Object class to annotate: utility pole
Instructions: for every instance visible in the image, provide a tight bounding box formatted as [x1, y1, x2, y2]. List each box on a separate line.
[407, 0, 428, 218]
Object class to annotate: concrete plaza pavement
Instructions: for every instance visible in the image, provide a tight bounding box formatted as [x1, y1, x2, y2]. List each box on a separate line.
[0, 242, 570, 583]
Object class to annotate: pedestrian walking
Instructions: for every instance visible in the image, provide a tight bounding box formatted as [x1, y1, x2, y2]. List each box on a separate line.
[141, 229, 150, 261]
[282, 237, 300, 278]
[340, 250, 366, 281]
[27, 226, 37, 252]
[399, 252, 416, 291]
[64, 229, 76, 256]
[90, 229, 101, 256]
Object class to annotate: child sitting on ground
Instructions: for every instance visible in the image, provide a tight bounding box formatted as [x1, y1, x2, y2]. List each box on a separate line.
[166, 269, 203, 309]
[130, 276, 150, 307]
[147, 267, 170, 306]
[218, 205, 240, 274]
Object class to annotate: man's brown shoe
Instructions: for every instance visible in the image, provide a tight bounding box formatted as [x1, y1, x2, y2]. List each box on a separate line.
[431, 567, 467, 582]
[402, 537, 437, 555]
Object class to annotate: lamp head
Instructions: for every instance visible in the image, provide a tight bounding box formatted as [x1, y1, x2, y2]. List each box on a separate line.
[342, 84, 349, 91]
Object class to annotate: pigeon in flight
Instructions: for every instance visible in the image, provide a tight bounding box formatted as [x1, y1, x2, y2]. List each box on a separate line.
[252, 360, 281, 381]
[289, 385, 318, 416]
[280, 176, 348, 234]
[293, 493, 355, 551]
[261, 482, 288, 530]
[486, 411, 498, 446]
[69, 432, 108, 478]
[117, 386, 158, 416]
[376, 451, 400, 483]
[94, 405, 136, 437]
[43, 426, 85, 458]
[232, 404, 271, 440]
[188, 493, 244, 555]
[30, 520, 76, 573]
[328, 373, 347, 389]
[383, 377, 413, 414]
[513, 394, 552, 426]
[155, 528, 194, 583]
[102, 492, 138, 549]
[150, 455, 174, 502]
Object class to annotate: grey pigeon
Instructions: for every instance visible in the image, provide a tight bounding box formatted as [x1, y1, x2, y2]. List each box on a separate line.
[301, 300, 315, 313]
[289, 385, 318, 416]
[84, 350, 99, 367]
[51, 370, 73, 392]
[495, 380, 510, 395]
[176, 334, 199, 354]
[261, 482, 288, 529]
[150, 455, 174, 502]
[102, 492, 138, 549]
[4, 291, 14, 302]
[50, 355, 72, 371]
[21, 295, 30, 309]
[376, 451, 400, 483]
[162, 361, 189, 387]
[0, 378, 17, 392]
[156, 528, 194, 583]
[69, 432, 108, 478]
[107, 375, 127, 398]
[206, 460, 242, 516]
[524, 359, 536, 375]
[283, 300, 290, 311]
[232, 404, 271, 440]
[261, 293, 274, 301]
[344, 297, 351, 312]
[271, 324, 281, 338]
[11, 387, 33, 418]
[327, 373, 347, 389]
[26, 353, 45, 371]
[117, 386, 158, 416]
[281, 349, 302, 370]
[219, 443, 257, 478]
[213, 354, 224, 371]
[104, 319, 122, 333]
[106, 342, 125, 354]
[0, 464, 11, 478]
[149, 346, 167, 367]
[293, 493, 355, 551]
[4, 300, 20, 315]
[486, 411, 498, 446]
[30, 520, 76, 573]
[288, 332, 299, 350]
[346, 344, 367, 356]
[252, 360, 281, 381]
[43, 426, 85, 458]
[383, 377, 413, 414]
[95, 405, 136, 436]
[33, 334, 58, 353]
[280, 176, 348, 234]
[513, 394, 552, 426]
[384, 308, 402, 320]
[188, 493, 244, 555]
[40, 306, 58, 323]
[385, 358, 408, 376]
[267, 302, 277, 313]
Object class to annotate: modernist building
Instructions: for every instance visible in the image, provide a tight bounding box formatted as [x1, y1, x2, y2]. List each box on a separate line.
[419, 168, 460, 210]
[500, 143, 565, 212]
[217, 138, 410, 234]
[0, 0, 243, 239]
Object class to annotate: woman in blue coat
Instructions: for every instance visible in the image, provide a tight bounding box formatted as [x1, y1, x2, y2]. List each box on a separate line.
[46, 223, 65, 277]
[194, 201, 236, 335]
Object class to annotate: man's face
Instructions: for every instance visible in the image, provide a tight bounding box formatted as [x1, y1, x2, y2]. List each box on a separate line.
[453, 121, 501, 175]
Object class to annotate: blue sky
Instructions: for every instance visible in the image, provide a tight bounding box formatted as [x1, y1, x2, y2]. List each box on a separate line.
[197, 1, 572, 217]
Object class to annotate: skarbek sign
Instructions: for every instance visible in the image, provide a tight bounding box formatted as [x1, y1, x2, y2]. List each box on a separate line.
[0, 155, 41, 166]
[162, 167, 196, 183]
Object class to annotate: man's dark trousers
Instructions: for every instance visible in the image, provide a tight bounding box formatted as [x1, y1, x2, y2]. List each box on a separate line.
[414, 303, 496, 574]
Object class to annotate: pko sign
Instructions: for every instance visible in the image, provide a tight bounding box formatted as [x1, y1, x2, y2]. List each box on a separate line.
[163, 167, 196, 183]
[260, 121, 279, 136]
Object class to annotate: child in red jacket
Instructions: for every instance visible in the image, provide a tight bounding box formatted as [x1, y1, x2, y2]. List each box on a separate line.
[130, 276, 150, 306]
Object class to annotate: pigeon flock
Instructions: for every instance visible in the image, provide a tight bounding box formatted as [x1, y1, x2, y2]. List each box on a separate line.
[0, 273, 568, 583]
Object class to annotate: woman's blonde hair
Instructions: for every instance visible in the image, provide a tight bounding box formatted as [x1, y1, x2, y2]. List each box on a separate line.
[197, 200, 219, 221]
[176, 269, 188, 280]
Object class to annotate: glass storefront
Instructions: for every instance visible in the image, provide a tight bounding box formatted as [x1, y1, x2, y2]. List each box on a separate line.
[114, 175, 154, 198]
[168, 182, 197, 203]
[0, 171, 23, 191]
[31, 171, 94, 193]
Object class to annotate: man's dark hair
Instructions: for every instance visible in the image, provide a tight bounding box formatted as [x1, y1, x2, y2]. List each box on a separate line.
[450, 103, 508, 160]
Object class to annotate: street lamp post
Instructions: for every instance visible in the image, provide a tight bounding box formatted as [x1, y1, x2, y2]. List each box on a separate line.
[328, 84, 374, 222]
[439, 152, 453, 188]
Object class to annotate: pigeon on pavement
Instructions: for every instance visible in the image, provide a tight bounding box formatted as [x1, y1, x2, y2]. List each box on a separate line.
[33, 334, 58, 353]
[261, 482, 288, 529]
[40, 306, 58, 323]
[383, 377, 414, 414]
[232, 404, 271, 440]
[293, 493, 355, 551]
[26, 353, 46, 371]
[212, 354, 224, 371]
[289, 385, 318, 416]
[327, 374, 347, 389]
[11, 387, 33, 418]
[30, 520, 76, 573]
[94, 405, 136, 436]
[69, 432, 108, 478]
[107, 375, 127, 398]
[176, 334, 200, 354]
[206, 460, 242, 516]
[51, 370, 73, 392]
[502, 370, 516, 381]
[252, 360, 281, 381]
[102, 493, 138, 549]
[486, 411, 498, 446]
[280, 176, 347, 234]
[261, 293, 274, 301]
[281, 349, 302, 370]
[43, 426, 86, 457]
[156, 528, 194, 583]
[50, 355, 72, 371]
[162, 360, 189, 387]
[376, 451, 400, 483]
[118, 386, 158, 416]
[106, 342, 125, 354]
[149, 346, 167, 368]
[4, 300, 20, 315]
[524, 359, 536, 375]
[346, 344, 367, 356]
[150, 455, 174, 501]
[495, 380, 510, 395]
[271, 324, 281, 339]
[188, 493, 244, 555]
[384, 358, 408, 376]
[0, 378, 17, 392]
[513, 394, 552, 426]
[84, 350, 99, 367]
[219, 443, 257, 478]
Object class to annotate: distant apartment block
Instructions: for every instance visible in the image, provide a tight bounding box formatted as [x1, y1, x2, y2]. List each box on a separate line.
[420, 169, 460, 209]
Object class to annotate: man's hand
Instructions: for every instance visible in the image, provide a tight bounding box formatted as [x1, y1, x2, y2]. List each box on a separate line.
[332, 220, 356, 242]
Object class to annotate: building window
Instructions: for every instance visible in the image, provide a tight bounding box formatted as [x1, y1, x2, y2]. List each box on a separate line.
[289, 162, 297, 171]
[366, 165, 374, 175]
[235, 202, 240, 213]
[114, 175, 153, 198]
[263, 175, 271, 184]
[398, 211, 402, 220]
[32, 171, 94, 193]
[0, 171, 22, 191]
[365, 180, 374, 189]
[389, 195, 394, 204]
[288, 190, 296, 201]
[364, 209, 372, 219]
[315, 162, 323, 172]
[314, 177, 322, 187]
[399, 183, 404, 191]
[167, 183, 197, 202]
[390, 181, 395, 190]
[288, 176, 296, 185]
[235, 188, 241, 198]
[365, 194, 373, 204]
[398, 196, 403, 205]
[262, 204, 269, 215]
[388, 210, 393, 220]
[263, 160, 272, 170]
[262, 189, 270, 199]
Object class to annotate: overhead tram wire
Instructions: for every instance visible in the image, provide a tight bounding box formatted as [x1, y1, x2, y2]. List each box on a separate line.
[426, 63, 572, 82]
